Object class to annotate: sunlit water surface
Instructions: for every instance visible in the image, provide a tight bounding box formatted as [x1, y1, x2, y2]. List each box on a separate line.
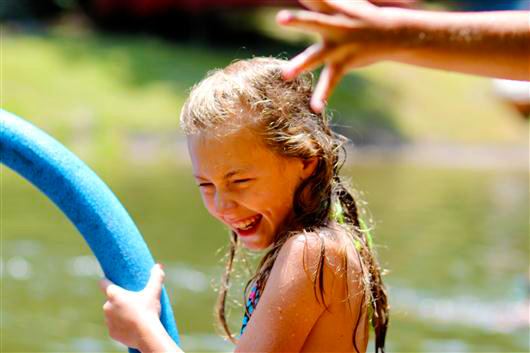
[3, 162, 528, 352]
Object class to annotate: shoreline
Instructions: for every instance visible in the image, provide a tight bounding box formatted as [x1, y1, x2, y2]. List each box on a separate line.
[127, 135, 529, 171]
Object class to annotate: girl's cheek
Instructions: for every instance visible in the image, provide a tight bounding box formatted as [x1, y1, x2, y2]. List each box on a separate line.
[201, 193, 217, 218]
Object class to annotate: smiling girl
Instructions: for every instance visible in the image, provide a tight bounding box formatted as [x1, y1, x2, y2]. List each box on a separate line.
[100, 57, 389, 353]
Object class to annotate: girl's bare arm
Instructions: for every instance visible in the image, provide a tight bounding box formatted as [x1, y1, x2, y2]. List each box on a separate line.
[135, 320, 183, 353]
[235, 234, 327, 352]
[236, 232, 366, 352]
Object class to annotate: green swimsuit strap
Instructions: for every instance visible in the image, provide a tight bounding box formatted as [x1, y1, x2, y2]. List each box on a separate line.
[331, 201, 373, 250]
[331, 200, 376, 327]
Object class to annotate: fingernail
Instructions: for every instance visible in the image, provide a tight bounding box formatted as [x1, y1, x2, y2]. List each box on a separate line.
[276, 10, 293, 24]
[282, 67, 294, 81]
[311, 100, 323, 113]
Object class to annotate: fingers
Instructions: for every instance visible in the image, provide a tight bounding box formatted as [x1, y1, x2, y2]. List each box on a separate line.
[323, 0, 377, 17]
[98, 278, 111, 293]
[311, 63, 348, 113]
[99, 277, 114, 294]
[283, 43, 330, 81]
[299, 0, 414, 14]
[298, 0, 336, 13]
[277, 9, 359, 39]
[282, 42, 346, 81]
[99, 277, 122, 298]
[99, 264, 165, 300]
[299, 0, 413, 17]
[277, 9, 334, 36]
[368, 0, 417, 8]
[299, 0, 415, 18]
[144, 263, 165, 298]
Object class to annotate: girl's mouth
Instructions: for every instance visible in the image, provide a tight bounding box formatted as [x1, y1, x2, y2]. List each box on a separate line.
[233, 214, 262, 236]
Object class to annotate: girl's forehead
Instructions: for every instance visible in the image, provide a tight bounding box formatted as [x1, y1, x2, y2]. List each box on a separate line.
[187, 129, 282, 177]
[187, 128, 263, 155]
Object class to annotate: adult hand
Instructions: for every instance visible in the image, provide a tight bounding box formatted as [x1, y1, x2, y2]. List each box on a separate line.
[278, 0, 412, 112]
[99, 264, 165, 348]
[297, 0, 416, 14]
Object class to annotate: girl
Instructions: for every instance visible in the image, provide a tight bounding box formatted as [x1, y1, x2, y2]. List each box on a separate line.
[99, 57, 389, 353]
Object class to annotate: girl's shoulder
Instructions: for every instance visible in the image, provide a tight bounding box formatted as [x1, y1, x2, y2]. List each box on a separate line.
[280, 226, 363, 275]
[236, 227, 366, 351]
[274, 226, 364, 302]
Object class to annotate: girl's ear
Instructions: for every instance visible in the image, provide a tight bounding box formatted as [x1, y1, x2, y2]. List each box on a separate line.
[301, 157, 318, 180]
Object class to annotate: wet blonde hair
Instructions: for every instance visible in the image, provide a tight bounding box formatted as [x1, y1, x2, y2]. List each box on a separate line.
[180, 57, 389, 353]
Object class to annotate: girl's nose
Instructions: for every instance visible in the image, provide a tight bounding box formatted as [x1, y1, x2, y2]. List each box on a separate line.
[214, 191, 237, 215]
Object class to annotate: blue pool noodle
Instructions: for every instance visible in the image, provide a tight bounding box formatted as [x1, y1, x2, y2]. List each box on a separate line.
[0, 110, 180, 352]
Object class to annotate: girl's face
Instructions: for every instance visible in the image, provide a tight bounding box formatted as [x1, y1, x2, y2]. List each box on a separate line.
[187, 128, 315, 250]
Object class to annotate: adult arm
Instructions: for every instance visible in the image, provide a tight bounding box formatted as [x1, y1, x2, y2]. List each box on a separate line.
[278, 0, 530, 112]
[387, 9, 530, 80]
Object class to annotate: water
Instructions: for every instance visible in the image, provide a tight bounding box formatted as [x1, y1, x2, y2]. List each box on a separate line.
[2, 162, 528, 352]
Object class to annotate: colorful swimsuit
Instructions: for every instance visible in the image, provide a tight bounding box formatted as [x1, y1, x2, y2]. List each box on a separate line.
[240, 284, 261, 335]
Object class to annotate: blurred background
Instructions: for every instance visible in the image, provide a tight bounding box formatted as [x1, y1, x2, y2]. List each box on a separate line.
[2, 0, 529, 352]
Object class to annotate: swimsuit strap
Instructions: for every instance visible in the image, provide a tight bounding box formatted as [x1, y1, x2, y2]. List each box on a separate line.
[240, 283, 261, 335]
[331, 200, 373, 250]
[332, 200, 376, 327]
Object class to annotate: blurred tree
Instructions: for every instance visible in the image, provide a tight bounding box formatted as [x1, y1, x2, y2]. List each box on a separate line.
[0, 0, 77, 20]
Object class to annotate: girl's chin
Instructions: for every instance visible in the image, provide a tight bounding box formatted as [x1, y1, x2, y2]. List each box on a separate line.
[239, 233, 274, 251]
[242, 244, 266, 251]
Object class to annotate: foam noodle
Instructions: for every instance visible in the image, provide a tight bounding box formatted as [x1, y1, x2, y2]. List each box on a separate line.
[0, 110, 180, 352]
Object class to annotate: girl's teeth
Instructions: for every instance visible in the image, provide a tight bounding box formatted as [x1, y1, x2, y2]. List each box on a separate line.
[234, 215, 259, 230]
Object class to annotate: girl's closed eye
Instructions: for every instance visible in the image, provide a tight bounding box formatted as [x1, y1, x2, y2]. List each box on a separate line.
[233, 178, 253, 185]
[198, 179, 252, 187]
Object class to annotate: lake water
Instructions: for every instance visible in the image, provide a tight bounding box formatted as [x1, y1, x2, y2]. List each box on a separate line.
[2, 161, 528, 352]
